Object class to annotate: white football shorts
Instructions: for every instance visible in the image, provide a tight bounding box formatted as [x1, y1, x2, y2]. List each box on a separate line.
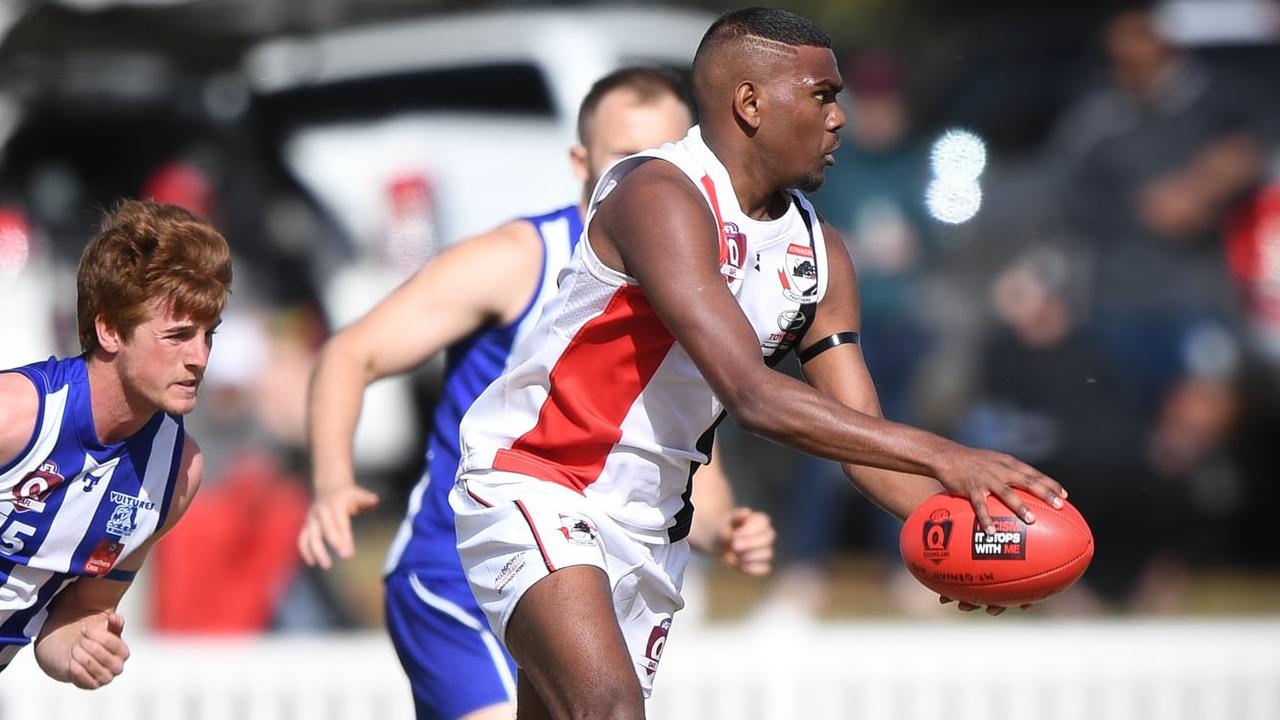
[450, 469, 689, 696]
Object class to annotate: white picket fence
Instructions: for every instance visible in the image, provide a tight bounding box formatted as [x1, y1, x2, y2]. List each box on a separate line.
[5, 620, 1279, 720]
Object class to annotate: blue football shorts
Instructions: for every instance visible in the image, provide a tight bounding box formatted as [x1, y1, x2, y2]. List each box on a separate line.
[384, 569, 517, 720]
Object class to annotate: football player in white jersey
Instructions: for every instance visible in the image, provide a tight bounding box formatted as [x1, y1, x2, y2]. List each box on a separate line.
[451, 8, 1070, 718]
[0, 200, 231, 687]
[298, 67, 774, 720]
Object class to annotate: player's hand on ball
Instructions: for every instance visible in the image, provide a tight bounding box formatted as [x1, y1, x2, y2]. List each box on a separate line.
[939, 596, 1031, 617]
[716, 507, 775, 577]
[299, 484, 380, 569]
[934, 446, 1067, 534]
[68, 611, 129, 689]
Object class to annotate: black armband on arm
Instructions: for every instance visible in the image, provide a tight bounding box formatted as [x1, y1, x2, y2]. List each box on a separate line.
[797, 331, 860, 365]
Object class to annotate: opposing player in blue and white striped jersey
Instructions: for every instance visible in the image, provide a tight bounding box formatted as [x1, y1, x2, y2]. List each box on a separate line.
[0, 200, 232, 687]
[298, 67, 776, 720]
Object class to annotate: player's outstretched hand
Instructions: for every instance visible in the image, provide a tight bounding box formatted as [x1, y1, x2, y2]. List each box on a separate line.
[298, 484, 380, 569]
[939, 596, 1032, 617]
[934, 446, 1067, 535]
[67, 611, 129, 689]
[715, 507, 776, 577]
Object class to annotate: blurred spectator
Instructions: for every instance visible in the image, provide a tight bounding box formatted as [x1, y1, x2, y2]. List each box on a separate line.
[1226, 176, 1280, 367]
[0, 201, 60, 366]
[152, 311, 353, 632]
[1030, 3, 1270, 604]
[150, 451, 311, 633]
[141, 159, 216, 220]
[957, 247, 1167, 610]
[1045, 4, 1266, 408]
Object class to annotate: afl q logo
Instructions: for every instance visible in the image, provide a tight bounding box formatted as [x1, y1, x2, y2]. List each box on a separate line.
[11, 460, 65, 512]
[922, 508, 953, 565]
[643, 618, 672, 677]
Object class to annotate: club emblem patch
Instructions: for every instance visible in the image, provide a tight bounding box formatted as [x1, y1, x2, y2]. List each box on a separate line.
[558, 513, 599, 547]
[779, 243, 819, 303]
[106, 491, 155, 538]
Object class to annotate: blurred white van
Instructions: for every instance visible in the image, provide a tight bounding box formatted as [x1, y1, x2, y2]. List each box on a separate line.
[243, 7, 712, 468]
[245, 6, 711, 264]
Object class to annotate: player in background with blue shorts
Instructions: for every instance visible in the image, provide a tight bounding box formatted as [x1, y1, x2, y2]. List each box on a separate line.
[0, 200, 232, 687]
[298, 67, 776, 720]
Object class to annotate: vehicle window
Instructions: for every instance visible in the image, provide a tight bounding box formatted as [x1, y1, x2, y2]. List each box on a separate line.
[257, 63, 554, 127]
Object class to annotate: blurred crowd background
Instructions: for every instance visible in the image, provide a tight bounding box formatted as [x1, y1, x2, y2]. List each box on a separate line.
[2, 0, 1279, 636]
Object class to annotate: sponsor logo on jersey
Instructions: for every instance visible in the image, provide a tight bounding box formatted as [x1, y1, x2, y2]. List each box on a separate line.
[971, 517, 1026, 560]
[778, 243, 819, 304]
[777, 309, 807, 332]
[763, 331, 801, 355]
[558, 513, 599, 547]
[495, 552, 527, 593]
[82, 467, 108, 492]
[84, 539, 124, 576]
[719, 222, 747, 286]
[763, 309, 807, 354]
[641, 617, 672, 677]
[922, 509, 954, 565]
[10, 460, 64, 513]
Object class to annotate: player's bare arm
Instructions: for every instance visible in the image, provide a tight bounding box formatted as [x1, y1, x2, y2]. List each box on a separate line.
[790, 230, 941, 517]
[593, 163, 1063, 534]
[799, 222, 1066, 529]
[301, 220, 545, 568]
[33, 434, 203, 688]
[0, 372, 39, 479]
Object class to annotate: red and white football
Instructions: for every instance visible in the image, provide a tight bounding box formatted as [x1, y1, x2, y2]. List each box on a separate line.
[899, 489, 1094, 607]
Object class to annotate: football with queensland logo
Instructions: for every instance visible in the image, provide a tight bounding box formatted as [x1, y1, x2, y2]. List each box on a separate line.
[921, 508, 953, 565]
[899, 489, 1094, 606]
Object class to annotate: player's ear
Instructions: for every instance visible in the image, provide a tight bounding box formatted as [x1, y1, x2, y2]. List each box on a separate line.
[733, 81, 762, 131]
[568, 144, 589, 184]
[96, 315, 123, 353]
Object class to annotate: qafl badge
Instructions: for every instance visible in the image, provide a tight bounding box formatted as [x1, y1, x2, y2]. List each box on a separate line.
[922, 509, 953, 565]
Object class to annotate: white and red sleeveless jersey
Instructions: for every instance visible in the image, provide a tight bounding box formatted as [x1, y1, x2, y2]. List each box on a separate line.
[457, 125, 827, 544]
